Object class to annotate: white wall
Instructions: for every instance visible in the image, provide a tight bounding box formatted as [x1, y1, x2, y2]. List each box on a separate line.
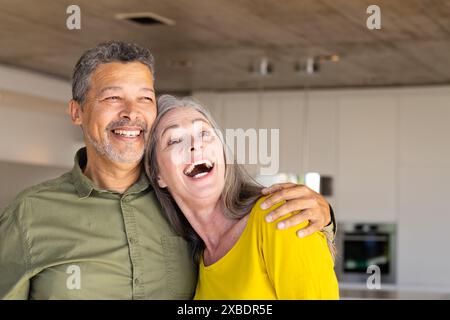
[0, 65, 82, 168]
[0, 64, 71, 102]
[194, 86, 450, 289]
[0, 65, 83, 210]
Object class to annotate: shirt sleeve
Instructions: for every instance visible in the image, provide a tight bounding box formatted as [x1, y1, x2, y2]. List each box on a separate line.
[258, 204, 339, 300]
[0, 200, 32, 299]
[322, 204, 336, 239]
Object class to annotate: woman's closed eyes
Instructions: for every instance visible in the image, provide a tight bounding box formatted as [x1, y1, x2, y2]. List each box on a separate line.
[166, 130, 213, 147]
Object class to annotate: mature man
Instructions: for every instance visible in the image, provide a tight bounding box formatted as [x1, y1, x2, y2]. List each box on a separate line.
[0, 41, 335, 299]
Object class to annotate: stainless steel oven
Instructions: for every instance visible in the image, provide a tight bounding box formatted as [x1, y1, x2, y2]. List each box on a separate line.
[336, 223, 396, 284]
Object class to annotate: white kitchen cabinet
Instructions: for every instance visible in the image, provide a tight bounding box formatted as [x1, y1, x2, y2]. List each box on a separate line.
[192, 92, 225, 127]
[397, 95, 450, 288]
[220, 92, 261, 176]
[398, 166, 450, 288]
[264, 92, 304, 175]
[304, 96, 338, 176]
[337, 95, 398, 223]
[195, 91, 308, 177]
[304, 96, 339, 206]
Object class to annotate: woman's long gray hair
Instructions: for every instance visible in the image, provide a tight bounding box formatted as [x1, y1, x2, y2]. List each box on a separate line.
[145, 95, 263, 262]
[145, 95, 336, 263]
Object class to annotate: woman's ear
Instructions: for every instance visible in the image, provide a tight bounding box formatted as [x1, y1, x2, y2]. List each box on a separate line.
[157, 175, 168, 188]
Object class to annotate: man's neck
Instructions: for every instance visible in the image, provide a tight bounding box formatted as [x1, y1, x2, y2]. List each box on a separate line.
[82, 148, 142, 194]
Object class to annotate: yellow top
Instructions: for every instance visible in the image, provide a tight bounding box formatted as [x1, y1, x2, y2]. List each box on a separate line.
[194, 196, 339, 300]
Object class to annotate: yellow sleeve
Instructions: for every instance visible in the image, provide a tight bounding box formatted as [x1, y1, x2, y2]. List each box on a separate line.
[256, 198, 339, 300]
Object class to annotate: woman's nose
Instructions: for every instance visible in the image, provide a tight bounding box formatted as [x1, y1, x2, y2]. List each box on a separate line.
[190, 135, 204, 151]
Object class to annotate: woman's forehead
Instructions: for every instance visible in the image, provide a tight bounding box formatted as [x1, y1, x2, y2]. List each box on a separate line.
[156, 107, 213, 138]
[159, 108, 210, 128]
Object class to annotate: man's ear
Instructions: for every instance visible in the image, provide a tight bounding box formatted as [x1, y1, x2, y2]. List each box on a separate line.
[157, 175, 168, 188]
[69, 99, 83, 125]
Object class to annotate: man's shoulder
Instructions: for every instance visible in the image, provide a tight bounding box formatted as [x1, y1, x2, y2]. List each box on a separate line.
[15, 171, 74, 199]
[1, 171, 74, 219]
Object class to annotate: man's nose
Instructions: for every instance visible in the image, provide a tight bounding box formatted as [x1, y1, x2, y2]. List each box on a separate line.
[119, 100, 139, 120]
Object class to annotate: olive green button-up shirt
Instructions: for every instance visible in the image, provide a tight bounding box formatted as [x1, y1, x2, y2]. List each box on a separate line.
[0, 148, 197, 300]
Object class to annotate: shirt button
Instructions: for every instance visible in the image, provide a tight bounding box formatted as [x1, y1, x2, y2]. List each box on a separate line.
[134, 278, 140, 286]
[129, 237, 138, 245]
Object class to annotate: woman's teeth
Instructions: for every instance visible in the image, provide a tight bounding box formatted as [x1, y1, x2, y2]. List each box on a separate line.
[113, 130, 141, 137]
[193, 172, 209, 179]
[184, 160, 214, 178]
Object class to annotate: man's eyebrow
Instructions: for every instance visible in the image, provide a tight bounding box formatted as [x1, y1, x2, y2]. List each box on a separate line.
[140, 87, 155, 93]
[98, 86, 122, 95]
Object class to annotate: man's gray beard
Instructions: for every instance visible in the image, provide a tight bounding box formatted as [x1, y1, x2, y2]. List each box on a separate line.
[85, 131, 144, 164]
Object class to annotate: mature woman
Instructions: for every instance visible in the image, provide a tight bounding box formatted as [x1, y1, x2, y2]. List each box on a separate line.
[145, 95, 339, 299]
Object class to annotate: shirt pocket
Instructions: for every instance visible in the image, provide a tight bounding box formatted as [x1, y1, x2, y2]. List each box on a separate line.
[161, 235, 197, 299]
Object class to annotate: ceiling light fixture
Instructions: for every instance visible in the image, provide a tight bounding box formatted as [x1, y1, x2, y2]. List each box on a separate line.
[115, 12, 175, 26]
[295, 57, 320, 75]
[249, 57, 273, 76]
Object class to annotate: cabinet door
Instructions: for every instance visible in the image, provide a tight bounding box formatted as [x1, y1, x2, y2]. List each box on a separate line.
[255, 92, 305, 176]
[220, 92, 260, 176]
[305, 97, 338, 205]
[397, 95, 450, 287]
[337, 96, 397, 222]
[193, 92, 224, 127]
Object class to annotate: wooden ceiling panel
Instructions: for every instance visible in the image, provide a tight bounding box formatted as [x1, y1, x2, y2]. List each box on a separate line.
[0, 0, 449, 91]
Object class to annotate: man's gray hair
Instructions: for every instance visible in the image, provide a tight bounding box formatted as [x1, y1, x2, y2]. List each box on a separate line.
[72, 40, 155, 107]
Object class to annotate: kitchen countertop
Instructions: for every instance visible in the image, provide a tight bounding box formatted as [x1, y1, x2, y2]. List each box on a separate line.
[339, 282, 450, 300]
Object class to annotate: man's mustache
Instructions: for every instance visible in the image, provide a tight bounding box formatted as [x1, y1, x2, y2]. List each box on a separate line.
[106, 119, 148, 132]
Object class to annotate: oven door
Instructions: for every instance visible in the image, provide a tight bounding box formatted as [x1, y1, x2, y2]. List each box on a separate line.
[337, 230, 396, 284]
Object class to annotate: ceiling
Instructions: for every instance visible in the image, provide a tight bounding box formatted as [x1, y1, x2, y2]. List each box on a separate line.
[1, 0, 450, 92]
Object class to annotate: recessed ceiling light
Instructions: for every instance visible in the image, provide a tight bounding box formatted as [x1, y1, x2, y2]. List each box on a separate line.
[319, 54, 340, 62]
[248, 57, 274, 76]
[329, 54, 340, 62]
[115, 12, 175, 26]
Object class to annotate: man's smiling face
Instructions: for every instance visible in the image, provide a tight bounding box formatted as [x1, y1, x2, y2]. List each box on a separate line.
[76, 61, 157, 164]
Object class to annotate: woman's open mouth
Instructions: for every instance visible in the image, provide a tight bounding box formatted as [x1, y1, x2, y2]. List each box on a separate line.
[183, 160, 215, 179]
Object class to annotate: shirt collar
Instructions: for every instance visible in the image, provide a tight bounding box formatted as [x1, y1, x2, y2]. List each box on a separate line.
[71, 147, 151, 199]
